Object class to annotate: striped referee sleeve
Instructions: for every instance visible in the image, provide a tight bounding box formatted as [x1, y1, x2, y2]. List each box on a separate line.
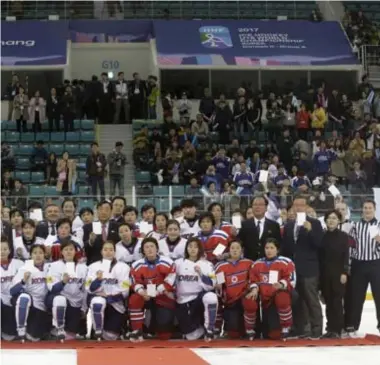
[350, 219, 380, 261]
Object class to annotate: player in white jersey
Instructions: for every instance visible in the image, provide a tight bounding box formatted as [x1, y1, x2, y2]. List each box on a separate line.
[1, 236, 24, 341]
[10, 244, 50, 342]
[13, 219, 45, 260]
[158, 220, 187, 259]
[86, 240, 130, 340]
[180, 199, 201, 239]
[115, 223, 142, 264]
[46, 240, 88, 341]
[175, 237, 218, 341]
[146, 213, 168, 241]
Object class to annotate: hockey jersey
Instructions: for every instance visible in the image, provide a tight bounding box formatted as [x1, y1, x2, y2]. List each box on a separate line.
[46, 260, 88, 308]
[158, 237, 187, 260]
[175, 258, 216, 304]
[115, 239, 142, 264]
[215, 258, 254, 305]
[233, 171, 254, 195]
[250, 256, 296, 298]
[180, 218, 201, 239]
[11, 262, 50, 311]
[44, 234, 84, 262]
[1, 259, 24, 306]
[146, 230, 167, 241]
[197, 229, 229, 262]
[130, 255, 176, 307]
[86, 259, 130, 314]
[216, 222, 234, 239]
[13, 237, 45, 260]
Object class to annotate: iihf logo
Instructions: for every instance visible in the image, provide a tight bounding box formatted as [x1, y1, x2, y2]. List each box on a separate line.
[199, 26, 233, 49]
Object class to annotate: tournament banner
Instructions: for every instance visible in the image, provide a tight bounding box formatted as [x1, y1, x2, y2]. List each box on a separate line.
[69, 20, 153, 43]
[154, 20, 358, 66]
[1, 21, 68, 66]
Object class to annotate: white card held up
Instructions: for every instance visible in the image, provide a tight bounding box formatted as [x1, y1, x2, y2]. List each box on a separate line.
[13, 236, 24, 250]
[24, 260, 37, 273]
[369, 225, 380, 240]
[232, 215, 242, 229]
[269, 270, 279, 284]
[296, 212, 306, 226]
[213, 243, 226, 257]
[93, 221, 102, 235]
[30, 209, 43, 222]
[139, 222, 153, 235]
[216, 272, 225, 284]
[66, 262, 76, 277]
[147, 283, 157, 297]
[259, 170, 269, 183]
[328, 185, 341, 198]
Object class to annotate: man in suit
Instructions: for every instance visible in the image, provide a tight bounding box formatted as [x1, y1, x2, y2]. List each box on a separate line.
[110, 196, 126, 224]
[83, 200, 120, 265]
[282, 195, 324, 339]
[35, 204, 61, 239]
[238, 196, 281, 261]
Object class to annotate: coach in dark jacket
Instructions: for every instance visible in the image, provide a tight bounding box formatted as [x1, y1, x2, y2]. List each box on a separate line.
[238, 196, 281, 261]
[319, 210, 349, 338]
[282, 195, 324, 339]
[82, 201, 119, 265]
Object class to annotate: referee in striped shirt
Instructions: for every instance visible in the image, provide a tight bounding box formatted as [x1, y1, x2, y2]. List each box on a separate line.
[348, 200, 380, 334]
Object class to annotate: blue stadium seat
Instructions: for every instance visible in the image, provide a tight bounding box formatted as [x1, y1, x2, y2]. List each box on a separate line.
[35, 132, 50, 142]
[171, 185, 185, 197]
[14, 171, 30, 183]
[18, 144, 34, 156]
[65, 144, 80, 157]
[74, 120, 81, 131]
[65, 132, 80, 142]
[154, 198, 170, 212]
[50, 132, 65, 143]
[81, 120, 95, 130]
[153, 186, 169, 196]
[5, 131, 20, 143]
[31, 171, 45, 183]
[79, 144, 91, 156]
[49, 144, 64, 155]
[44, 185, 59, 196]
[20, 133, 35, 143]
[16, 158, 31, 170]
[135, 171, 151, 184]
[29, 184, 45, 197]
[80, 131, 95, 142]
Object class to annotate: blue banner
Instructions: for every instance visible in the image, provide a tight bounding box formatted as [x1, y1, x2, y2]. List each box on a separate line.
[69, 20, 153, 43]
[1, 21, 68, 66]
[153, 20, 358, 66]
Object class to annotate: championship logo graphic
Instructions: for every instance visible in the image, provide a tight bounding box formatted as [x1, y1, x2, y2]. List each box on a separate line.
[199, 26, 233, 49]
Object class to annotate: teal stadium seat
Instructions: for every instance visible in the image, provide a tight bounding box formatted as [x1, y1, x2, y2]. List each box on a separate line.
[66, 132, 80, 142]
[44, 185, 59, 196]
[80, 144, 91, 156]
[81, 120, 95, 130]
[135, 171, 151, 184]
[18, 144, 34, 156]
[1, 131, 5, 141]
[171, 185, 185, 197]
[15, 171, 30, 183]
[78, 171, 87, 183]
[6, 121, 17, 130]
[137, 198, 152, 212]
[80, 131, 95, 142]
[31, 171, 45, 183]
[171, 198, 182, 208]
[41, 122, 50, 131]
[5, 131, 20, 143]
[20, 132, 35, 143]
[65, 144, 80, 157]
[78, 198, 93, 210]
[35, 132, 50, 142]
[1, 121, 8, 130]
[49, 144, 64, 155]
[16, 158, 31, 170]
[29, 184, 45, 197]
[153, 186, 169, 196]
[50, 132, 65, 143]
[154, 198, 170, 212]
[74, 120, 81, 130]
[78, 185, 89, 195]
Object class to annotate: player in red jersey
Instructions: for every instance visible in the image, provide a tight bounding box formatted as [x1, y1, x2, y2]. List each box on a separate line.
[208, 203, 236, 239]
[197, 213, 229, 263]
[214, 240, 257, 339]
[128, 237, 176, 341]
[249, 238, 295, 340]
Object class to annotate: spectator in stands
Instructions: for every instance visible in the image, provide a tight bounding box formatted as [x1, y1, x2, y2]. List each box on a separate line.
[10, 178, 27, 211]
[13, 86, 29, 132]
[147, 75, 159, 120]
[1, 170, 14, 197]
[86, 142, 107, 201]
[232, 95, 247, 141]
[191, 114, 209, 143]
[310, 9, 322, 22]
[98, 72, 113, 125]
[296, 103, 310, 141]
[177, 92, 192, 122]
[5, 74, 21, 120]
[199, 88, 215, 122]
[84, 75, 100, 121]
[47, 152, 58, 186]
[266, 101, 283, 143]
[107, 141, 127, 197]
[311, 103, 327, 134]
[214, 94, 233, 145]
[57, 151, 77, 196]
[133, 140, 150, 171]
[28, 90, 46, 133]
[61, 86, 75, 132]
[130, 72, 147, 120]
[73, 79, 85, 119]
[30, 140, 48, 178]
[46, 87, 61, 132]
[162, 91, 174, 118]
[114, 71, 130, 124]
[348, 161, 367, 209]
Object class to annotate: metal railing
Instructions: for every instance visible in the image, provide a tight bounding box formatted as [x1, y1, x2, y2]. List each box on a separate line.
[359, 45, 380, 79]
[1, 1, 316, 20]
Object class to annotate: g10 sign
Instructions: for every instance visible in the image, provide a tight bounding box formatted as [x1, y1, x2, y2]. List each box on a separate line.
[102, 60, 120, 70]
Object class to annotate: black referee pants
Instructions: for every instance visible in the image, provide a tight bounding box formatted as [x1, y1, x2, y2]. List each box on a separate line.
[349, 259, 380, 331]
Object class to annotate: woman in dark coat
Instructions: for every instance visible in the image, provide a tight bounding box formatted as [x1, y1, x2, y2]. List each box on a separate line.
[320, 209, 350, 338]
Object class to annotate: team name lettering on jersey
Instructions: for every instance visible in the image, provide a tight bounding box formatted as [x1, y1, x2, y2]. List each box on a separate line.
[177, 274, 199, 282]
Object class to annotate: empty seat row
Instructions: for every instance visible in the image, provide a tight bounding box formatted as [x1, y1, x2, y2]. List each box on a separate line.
[13, 144, 92, 158]
[1, 119, 94, 131]
[2, 131, 95, 143]
[13, 170, 88, 183]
